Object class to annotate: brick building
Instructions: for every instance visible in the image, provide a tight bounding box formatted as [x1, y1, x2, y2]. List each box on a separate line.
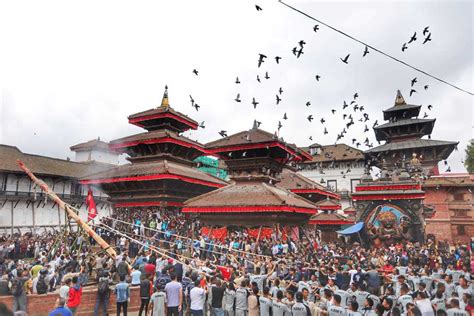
[424, 174, 474, 244]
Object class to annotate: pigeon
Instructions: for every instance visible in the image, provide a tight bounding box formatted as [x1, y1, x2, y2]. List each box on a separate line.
[255, 120, 262, 127]
[427, 104, 433, 110]
[423, 112, 428, 118]
[257, 75, 261, 82]
[331, 109, 336, 114]
[276, 94, 281, 105]
[258, 54, 267, 67]
[423, 33, 432, 44]
[446, 166, 451, 172]
[359, 106, 365, 111]
[295, 47, 304, 58]
[235, 77, 240, 84]
[340, 54, 350, 64]
[252, 98, 259, 109]
[343, 101, 348, 109]
[364, 125, 369, 132]
[309, 136, 313, 141]
[411, 77, 417, 86]
[307, 115, 313, 122]
[323, 127, 328, 135]
[283, 113, 288, 120]
[315, 75, 321, 81]
[193, 103, 200, 111]
[219, 130, 227, 137]
[189, 95, 195, 106]
[363, 46, 369, 57]
[199, 121, 205, 129]
[373, 120, 379, 128]
[410, 89, 417, 97]
[353, 92, 359, 99]
[306, 101, 311, 107]
[402, 43, 408, 52]
[423, 26, 430, 36]
[193, 69, 199, 75]
[279, 87, 283, 95]
[352, 138, 357, 144]
[265, 72, 270, 79]
[320, 118, 325, 124]
[292, 47, 297, 56]
[443, 160, 448, 165]
[424, 85, 429, 90]
[343, 114, 347, 120]
[278, 121, 283, 130]
[255, 5, 262, 11]
[235, 93, 241, 102]
[408, 32, 417, 43]
[299, 40, 306, 48]
[275, 56, 282, 64]
[313, 24, 319, 32]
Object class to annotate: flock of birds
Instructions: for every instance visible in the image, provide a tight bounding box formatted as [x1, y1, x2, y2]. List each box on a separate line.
[185, 4, 455, 174]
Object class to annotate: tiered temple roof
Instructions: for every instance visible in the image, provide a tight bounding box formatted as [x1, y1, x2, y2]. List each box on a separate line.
[183, 122, 319, 226]
[365, 90, 458, 173]
[80, 87, 226, 208]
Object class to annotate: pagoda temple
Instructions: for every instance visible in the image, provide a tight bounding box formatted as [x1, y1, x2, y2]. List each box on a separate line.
[365, 91, 458, 175]
[182, 123, 320, 226]
[80, 86, 227, 208]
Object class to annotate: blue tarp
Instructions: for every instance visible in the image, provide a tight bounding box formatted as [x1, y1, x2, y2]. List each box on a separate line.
[337, 222, 364, 235]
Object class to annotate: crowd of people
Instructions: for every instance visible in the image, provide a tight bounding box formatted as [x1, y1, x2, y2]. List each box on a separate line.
[0, 207, 472, 316]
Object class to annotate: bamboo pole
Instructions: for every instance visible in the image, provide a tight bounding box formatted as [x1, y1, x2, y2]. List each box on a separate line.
[16, 160, 116, 259]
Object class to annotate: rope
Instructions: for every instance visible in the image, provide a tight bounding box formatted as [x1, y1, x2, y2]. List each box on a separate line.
[278, 0, 473, 96]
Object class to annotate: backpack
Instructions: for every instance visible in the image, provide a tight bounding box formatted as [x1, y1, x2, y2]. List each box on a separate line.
[36, 275, 48, 294]
[11, 278, 24, 296]
[97, 278, 109, 296]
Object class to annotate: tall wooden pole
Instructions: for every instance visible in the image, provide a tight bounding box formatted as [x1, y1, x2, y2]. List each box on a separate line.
[16, 160, 116, 259]
[10, 201, 14, 236]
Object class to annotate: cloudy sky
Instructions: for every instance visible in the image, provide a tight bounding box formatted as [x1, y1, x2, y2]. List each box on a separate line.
[0, 0, 472, 172]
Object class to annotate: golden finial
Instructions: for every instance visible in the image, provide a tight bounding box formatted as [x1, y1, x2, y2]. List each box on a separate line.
[161, 85, 169, 108]
[394, 90, 406, 106]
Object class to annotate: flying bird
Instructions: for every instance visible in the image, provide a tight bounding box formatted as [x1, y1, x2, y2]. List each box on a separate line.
[189, 95, 195, 106]
[364, 125, 369, 132]
[331, 109, 336, 114]
[252, 98, 259, 109]
[295, 47, 304, 58]
[279, 87, 283, 95]
[424, 85, 429, 90]
[340, 54, 350, 64]
[307, 115, 313, 122]
[410, 89, 417, 97]
[320, 118, 325, 124]
[373, 120, 379, 128]
[411, 77, 417, 87]
[342, 101, 348, 109]
[275, 56, 282, 64]
[427, 104, 433, 110]
[192, 69, 199, 76]
[423, 33, 432, 44]
[278, 121, 283, 130]
[193, 103, 200, 111]
[353, 93, 359, 99]
[423, 112, 428, 118]
[235, 77, 240, 84]
[363, 46, 369, 57]
[276, 94, 281, 105]
[423, 26, 430, 36]
[323, 127, 328, 135]
[402, 43, 408, 52]
[257, 75, 261, 82]
[257, 54, 267, 67]
[309, 136, 313, 141]
[235, 93, 241, 103]
[315, 75, 321, 81]
[299, 40, 306, 48]
[219, 130, 227, 137]
[265, 72, 270, 80]
[306, 101, 311, 107]
[199, 121, 205, 129]
[313, 24, 319, 32]
[408, 32, 417, 43]
[283, 113, 288, 120]
[445, 166, 451, 172]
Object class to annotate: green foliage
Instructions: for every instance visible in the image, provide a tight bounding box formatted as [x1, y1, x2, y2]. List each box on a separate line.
[465, 139, 474, 174]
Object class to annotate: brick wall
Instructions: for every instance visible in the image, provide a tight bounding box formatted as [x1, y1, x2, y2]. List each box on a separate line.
[0, 286, 141, 316]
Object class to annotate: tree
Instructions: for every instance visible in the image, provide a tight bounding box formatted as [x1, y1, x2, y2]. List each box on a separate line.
[465, 139, 474, 174]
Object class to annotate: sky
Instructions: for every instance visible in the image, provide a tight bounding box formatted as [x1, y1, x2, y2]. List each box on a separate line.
[0, 0, 472, 172]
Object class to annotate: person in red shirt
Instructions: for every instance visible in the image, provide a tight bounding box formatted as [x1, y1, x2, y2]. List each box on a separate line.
[67, 276, 82, 315]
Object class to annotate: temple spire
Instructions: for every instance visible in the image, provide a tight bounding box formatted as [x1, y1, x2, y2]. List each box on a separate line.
[161, 85, 169, 108]
[394, 90, 406, 106]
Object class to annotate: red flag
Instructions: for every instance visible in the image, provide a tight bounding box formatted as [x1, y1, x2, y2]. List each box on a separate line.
[86, 188, 97, 221]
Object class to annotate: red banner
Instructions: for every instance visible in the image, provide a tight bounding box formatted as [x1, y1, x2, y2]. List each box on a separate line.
[201, 227, 228, 241]
[247, 227, 273, 240]
[86, 188, 97, 221]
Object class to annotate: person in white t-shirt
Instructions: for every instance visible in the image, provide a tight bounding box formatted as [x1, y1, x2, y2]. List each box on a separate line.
[150, 286, 167, 316]
[446, 298, 468, 316]
[189, 280, 207, 315]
